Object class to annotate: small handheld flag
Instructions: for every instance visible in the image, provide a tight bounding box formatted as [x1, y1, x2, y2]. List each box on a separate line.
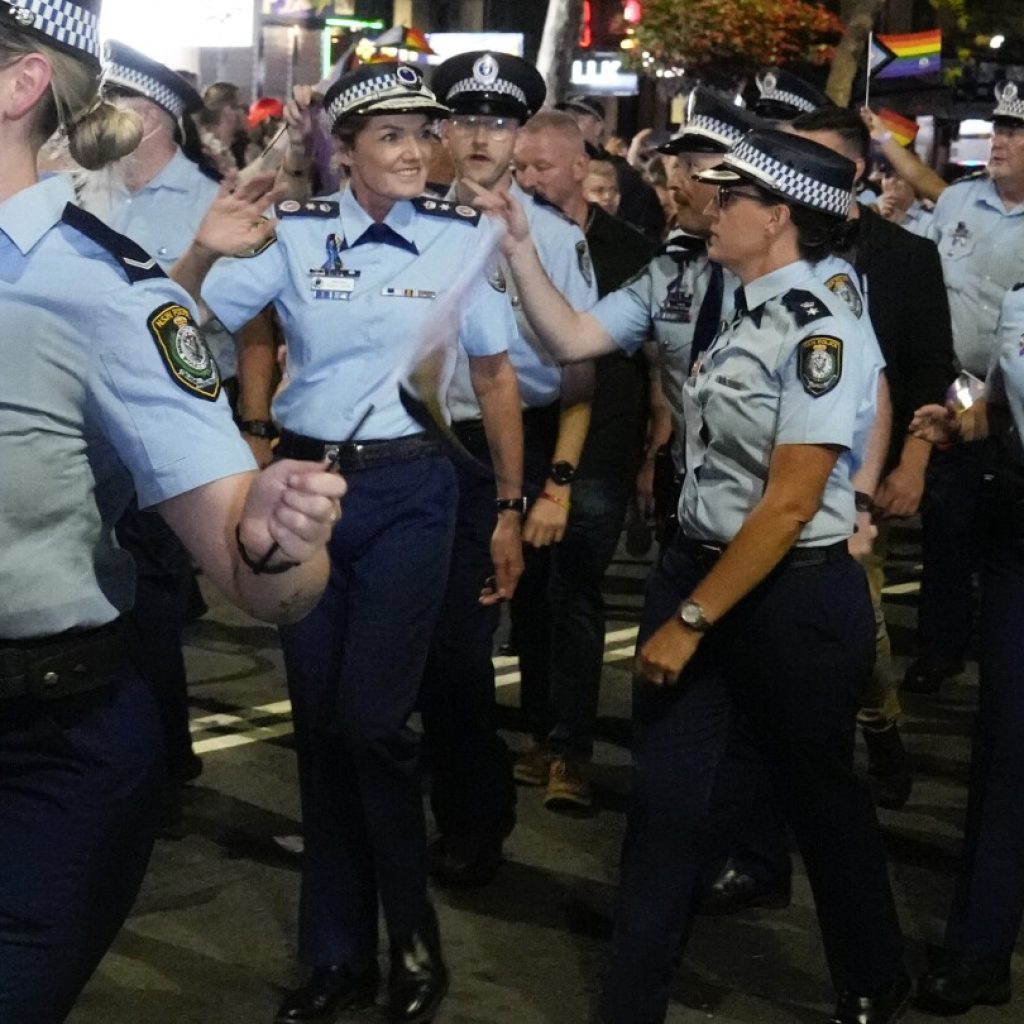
[869, 29, 942, 80]
[877, 108, 919, 146]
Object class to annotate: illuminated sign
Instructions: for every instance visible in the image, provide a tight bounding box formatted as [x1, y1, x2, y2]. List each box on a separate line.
[264, 1, 355, 15]
[571, 56, 638, 94]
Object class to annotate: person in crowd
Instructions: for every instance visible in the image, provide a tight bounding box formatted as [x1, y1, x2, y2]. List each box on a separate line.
[583, 155, 621, 216]
[198, 80, 247, 177]
[910, 279, 1024, 1015]
[905, 81, 1024, 695]
[419, 53, 595, 887]
[475, 123, 907, 1024]
[173, 61, 525, 1024]
[246, 95, 286, 165]
[0, 2, 344, 1019]
[877, 163, 934, 235]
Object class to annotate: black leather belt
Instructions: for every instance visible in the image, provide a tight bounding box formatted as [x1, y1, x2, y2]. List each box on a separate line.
[679, 535, 849, 570]
[0, 620, 127, 703]
[277, 430, 442, 470]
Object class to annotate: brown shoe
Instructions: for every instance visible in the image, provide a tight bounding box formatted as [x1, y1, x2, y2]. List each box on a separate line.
[545, 757, 592, 810]
[513, 743, 551, 786]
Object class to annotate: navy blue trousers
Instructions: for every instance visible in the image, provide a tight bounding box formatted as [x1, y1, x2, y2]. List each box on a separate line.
[0, 675, 163, 1023]
[603, 538, 903, 1023]
[944, 536, 1024, 959]
[279, 455, 456, 968]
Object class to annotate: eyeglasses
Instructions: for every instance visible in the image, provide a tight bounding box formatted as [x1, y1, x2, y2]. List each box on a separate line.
[448, 116, 517, 140]
[716, 185, 775, 209]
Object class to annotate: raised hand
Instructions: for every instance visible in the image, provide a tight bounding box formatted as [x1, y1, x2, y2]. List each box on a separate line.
[195, 174, 282, 258]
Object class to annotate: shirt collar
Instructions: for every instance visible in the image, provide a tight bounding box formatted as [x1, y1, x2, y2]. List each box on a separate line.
[978, 174, 1024, 216]
[338, 185, 418, 249]
[0, 174, 75, 256]
[141, 148, 194, 194]
[736, 259, 816, 323]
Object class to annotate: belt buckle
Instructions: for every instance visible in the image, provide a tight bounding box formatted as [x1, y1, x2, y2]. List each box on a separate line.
[324, 443, 341, 464]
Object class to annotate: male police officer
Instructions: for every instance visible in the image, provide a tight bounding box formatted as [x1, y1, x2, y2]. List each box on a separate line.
[421, 51, 596, 886]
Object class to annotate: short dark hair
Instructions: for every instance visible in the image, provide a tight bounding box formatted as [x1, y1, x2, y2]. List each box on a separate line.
[789, 107, 870, 165]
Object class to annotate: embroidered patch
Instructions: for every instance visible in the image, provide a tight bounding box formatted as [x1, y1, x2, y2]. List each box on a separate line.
[799, 335, 843, 397]
[824, 273, 863, 319]
[577, 240, 594, 287]
[147, 303, 221, 401]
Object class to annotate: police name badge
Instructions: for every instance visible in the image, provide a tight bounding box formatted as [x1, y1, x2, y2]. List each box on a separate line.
[148, 303, 221, 401]
[799, 335, 843, 397]
[310, 268, 360, 300]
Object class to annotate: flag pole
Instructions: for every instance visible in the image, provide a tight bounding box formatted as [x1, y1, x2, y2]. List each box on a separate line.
[865, 30, 873, 108]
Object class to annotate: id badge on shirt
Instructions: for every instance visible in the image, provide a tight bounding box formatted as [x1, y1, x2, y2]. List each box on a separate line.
[310, 268, 360, 301]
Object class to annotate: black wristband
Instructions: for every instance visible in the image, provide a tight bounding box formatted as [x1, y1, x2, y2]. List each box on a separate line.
[239, 419, 278, 439]
[854, 490, 874, 513]
[235, 524, 300, 575]
[495, 497, 528, 516]
[548, 460, 577, 486]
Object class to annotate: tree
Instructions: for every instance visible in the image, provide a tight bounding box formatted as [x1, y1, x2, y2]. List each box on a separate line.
[825, 0, 886, 106]
[536, 0, 585, 105]
[623, 0, 843, 81]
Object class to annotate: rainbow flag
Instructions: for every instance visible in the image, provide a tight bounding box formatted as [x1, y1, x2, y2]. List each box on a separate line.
[877, 108, 919, 146]
[869, 29, 942, 79]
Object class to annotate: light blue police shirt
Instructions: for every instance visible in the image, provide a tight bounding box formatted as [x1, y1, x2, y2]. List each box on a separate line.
[78, 149, 237, 378]
[589, 233, 712, 466]
[446, 180, 597, 421]
[202, 187, 517, 441]
[899, 200, 934, 238]
[679, 259, 880, 546]
[987, 282, 1024, 465]
[927, 173, 1024, 377]
[0, 174, 255, 639]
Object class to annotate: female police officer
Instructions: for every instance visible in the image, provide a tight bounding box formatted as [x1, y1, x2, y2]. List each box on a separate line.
[911, 282, 1024, 1015]
[481, 129, 908, 1023]
[0, 2, 344, 1021]
[173, 62, 523, 1024]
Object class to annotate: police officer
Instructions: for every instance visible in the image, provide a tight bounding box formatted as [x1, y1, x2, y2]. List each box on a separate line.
[752, 66, 834, 122]
[911, 281, 1024, 1014]
[909, 80, 1024, 693]
[175, 62, 524, 1023]
[483, 128, 908, 1023]
[0, 3, 343, 1020]
[420, 52, 595, 885]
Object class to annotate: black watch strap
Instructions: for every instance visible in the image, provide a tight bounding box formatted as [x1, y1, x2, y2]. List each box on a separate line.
[239, 419, 278, 439]
[495, 497, 528, 516]
[854, 490, 873, 513]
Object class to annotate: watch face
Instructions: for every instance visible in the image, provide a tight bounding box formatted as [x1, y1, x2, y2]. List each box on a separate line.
[550, 460, 576, 485]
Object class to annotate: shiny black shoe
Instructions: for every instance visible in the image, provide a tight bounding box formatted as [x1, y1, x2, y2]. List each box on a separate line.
[829, 969, 912, 1023]
[274, 964, 379, 1022]
[916, 952, 1011, 1015]
[863, 724, 913, 810]
[388, 905, 449, 1023]
[428, 834, 503, 889]
[695, 864, 791, 916]
[902, 658, 963, 695]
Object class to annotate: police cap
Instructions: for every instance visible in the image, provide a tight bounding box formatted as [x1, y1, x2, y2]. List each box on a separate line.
[432, 51, 546, 122]
[660, 87, 765, 155]
[753, 68, 832, 121]
[102, 40, 202, 120]
[993, 80, 1024, 127]
[2, 0, 100, 66]
[324, 62, 450, 132]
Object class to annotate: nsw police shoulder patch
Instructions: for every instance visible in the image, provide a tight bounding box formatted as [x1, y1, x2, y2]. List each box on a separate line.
[799, 335, 843, 397]
[576, 240, 594, 287]
[148, 303, 221, 402]
[824, 273, 863, 318]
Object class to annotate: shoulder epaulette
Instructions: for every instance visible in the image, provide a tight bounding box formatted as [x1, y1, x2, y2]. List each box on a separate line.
[61, 203, 166, 284]
[659, 234, 706, 260]
[949, 169, 987, 186]
[782, 288, 831, 328]
[276, 199, 340, 219]
[1013, 281, 1024, 291]
[412, 196, 480, 224]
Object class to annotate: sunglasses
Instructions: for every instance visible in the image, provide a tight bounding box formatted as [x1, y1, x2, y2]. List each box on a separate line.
[716, 184, 776, 209]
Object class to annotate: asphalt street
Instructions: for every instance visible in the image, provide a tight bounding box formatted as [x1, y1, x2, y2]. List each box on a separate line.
[68, 524, 1022, 1023]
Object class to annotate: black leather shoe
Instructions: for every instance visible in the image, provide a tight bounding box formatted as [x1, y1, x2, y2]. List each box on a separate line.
[916, 952, 1011, 1015]
[389, 905, 449, 1023]
[428, 834, 502, 888]
[903, 658, 963, 695]
[275, 964, 379, 1022]
[829, 969, 912, 1023]
[863, 724, 913, 810]
[695, 864, 791, 916]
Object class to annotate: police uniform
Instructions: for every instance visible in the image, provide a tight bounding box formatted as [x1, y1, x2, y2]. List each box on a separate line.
[752, 66, 833, 121]
[0, 4, 255, 1012]
[419, 51, 595, 864]
[201, 63, 517, 1019]
[82, 40, 229, 788]
[914, 81, 1024, 686]
[604, 131, 905, 1024]
[917, 282, 1024, 1010]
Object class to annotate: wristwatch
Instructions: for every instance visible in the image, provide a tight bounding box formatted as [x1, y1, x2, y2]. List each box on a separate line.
[239, 419, 278, 440]
[548, 460, 577, 486]
[495, 497, 528, 516]
[678, 599, 712, 633]
[854, 490, 874, 513]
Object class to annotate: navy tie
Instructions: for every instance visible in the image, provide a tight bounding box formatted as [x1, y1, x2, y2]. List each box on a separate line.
[689, 261, 725, 373]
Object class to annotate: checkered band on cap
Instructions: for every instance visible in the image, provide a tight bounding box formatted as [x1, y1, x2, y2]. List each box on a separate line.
[325, 66, 447, 129]
[4, 0, 100, 62]
[725, 134, 851, 217]
[443, 76, 527, 110]
[757, 84, 817, 114]
[103, 63, 189, 119]
[994, 81, 1024, 122]
[684, 111, 745, 148]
